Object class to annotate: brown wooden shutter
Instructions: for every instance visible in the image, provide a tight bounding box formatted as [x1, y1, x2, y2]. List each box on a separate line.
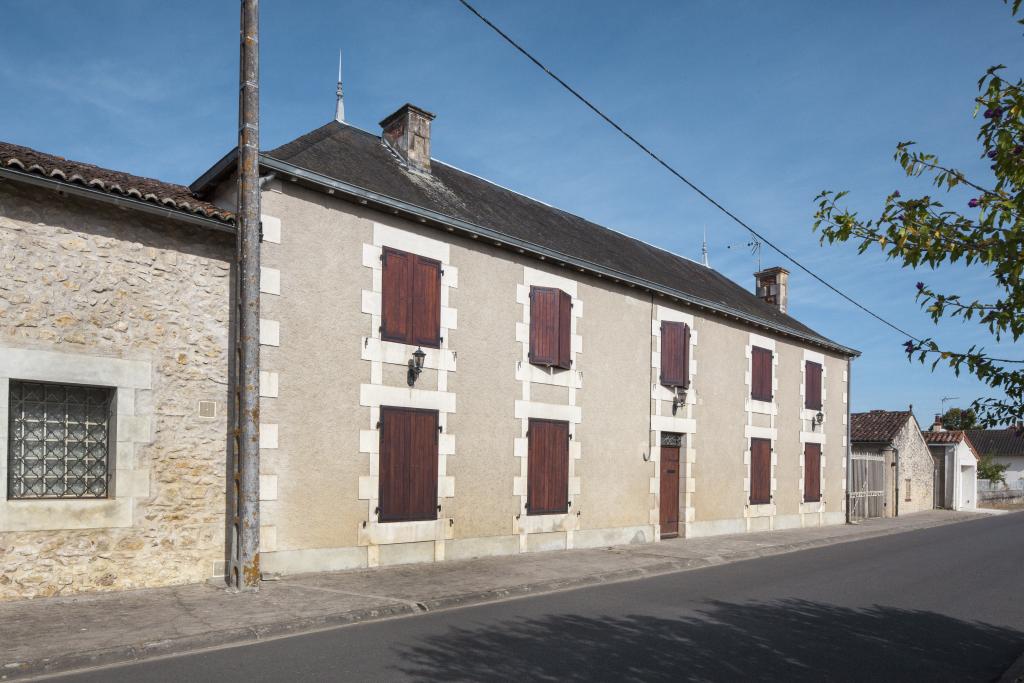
[411, 255, 442, 348]
[529, 287, 559, 367]
[805, 361, 822, 410]
[378, 407, 438, 522]
[556, 289, 572, 370]
[381, 248, 412, 344]
[804, 442, 821, 503]
[749, 437, 771, 504]
[527, 419, 569, 515]
[751, 346, 773, 401]
[660, 321, 690, 388]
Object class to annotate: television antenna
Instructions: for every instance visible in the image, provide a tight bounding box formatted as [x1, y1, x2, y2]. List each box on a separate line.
[727, 239, 762, 272]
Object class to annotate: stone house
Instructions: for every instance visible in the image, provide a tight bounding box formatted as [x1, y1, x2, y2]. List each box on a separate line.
[850, 410, 934, 518]
[922, 420, 979, 511]
[0, 102, 857, 599]
[0, 142, 234, 599]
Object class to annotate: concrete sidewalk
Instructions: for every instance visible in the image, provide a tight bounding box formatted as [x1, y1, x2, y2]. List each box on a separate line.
[0, 510, 989, 680]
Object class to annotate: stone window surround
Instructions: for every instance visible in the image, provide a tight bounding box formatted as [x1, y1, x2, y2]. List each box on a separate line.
[743, 334, 778, 523]
[649, 305, 697, 539]
[0, 347, 152, 533]
[799, 349, 827, 515]
[358, 221, 458, 566]
[513, 267, 582, 551]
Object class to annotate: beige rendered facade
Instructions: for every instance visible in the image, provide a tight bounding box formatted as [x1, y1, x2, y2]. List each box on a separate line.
[0, 115, 854, 598]
[251, 178, 851, 575]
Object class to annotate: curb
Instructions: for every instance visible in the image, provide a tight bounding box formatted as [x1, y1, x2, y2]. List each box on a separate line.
[2, 513, 987, 680]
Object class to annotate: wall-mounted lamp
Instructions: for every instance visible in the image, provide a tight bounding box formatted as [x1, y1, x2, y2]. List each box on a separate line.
[407, 347, 426, 386]
[812, 411, 824, 430]
[672, 385, 688, 415]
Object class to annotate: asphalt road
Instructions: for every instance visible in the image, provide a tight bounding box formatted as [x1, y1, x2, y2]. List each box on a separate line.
[53, 512, 1024, 682]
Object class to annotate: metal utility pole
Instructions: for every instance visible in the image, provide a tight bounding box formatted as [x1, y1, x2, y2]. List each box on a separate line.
[231, 0, 261, 591]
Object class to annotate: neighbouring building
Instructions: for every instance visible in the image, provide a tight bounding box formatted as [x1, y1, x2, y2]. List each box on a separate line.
[849, 410, 934, 519]
[922, 417, 979, 511]
[0, 102, 857, 600]
[0, 142, 234, 599]
[967, 426, 1024, 489]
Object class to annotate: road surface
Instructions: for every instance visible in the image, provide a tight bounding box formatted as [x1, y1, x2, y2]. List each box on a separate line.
[52, 512, 1024, 682]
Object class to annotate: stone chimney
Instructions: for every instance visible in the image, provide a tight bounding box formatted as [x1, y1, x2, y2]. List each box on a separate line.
[932, 413, 944, 432]
[754, 267, 789, 314]
[380, 103, 436, 173]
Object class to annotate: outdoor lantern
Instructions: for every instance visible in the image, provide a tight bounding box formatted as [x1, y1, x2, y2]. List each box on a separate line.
[407, 347, 427, 386]
[813, 411, 825, 429]
[672, 385, 688, 415]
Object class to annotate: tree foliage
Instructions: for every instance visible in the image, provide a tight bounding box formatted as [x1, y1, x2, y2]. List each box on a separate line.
[941, 407, 978, 430]
[813, 2, 1024, 428]
[978, 455, 1010, 484]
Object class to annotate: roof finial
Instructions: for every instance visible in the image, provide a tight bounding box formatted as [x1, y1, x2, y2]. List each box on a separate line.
[701, 225, 710, 267]
[335, 49, 345, 123]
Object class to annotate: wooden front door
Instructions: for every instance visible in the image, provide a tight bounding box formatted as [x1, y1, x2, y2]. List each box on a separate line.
[659, 437, 681, 538]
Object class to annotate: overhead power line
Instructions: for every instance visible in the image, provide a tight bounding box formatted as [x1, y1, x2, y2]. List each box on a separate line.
[456, 0, 924, 344]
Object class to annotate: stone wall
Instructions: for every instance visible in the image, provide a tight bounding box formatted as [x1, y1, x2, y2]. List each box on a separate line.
[0, 181, 232, 600]
[893, 417, 935, 514]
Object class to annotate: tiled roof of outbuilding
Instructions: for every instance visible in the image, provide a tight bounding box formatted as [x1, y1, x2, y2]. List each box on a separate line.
[923, 430, 981, 460]
[0, 142, 233, 225]
[255, 121, 851, 355]
[966, 428, 1024, 458]
[851, 410, 912, 443]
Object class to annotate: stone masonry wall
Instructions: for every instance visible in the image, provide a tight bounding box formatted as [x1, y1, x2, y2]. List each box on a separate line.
[894, 417, 935, 514]
[0, 182, 232, 600]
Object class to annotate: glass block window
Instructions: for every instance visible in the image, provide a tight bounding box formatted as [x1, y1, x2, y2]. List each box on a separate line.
[7, 381, 114, 499]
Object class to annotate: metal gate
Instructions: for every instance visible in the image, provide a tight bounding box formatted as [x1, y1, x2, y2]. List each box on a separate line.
[849, 453, 884, 520]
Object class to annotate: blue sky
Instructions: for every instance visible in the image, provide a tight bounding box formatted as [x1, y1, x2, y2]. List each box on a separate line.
[2, 1, 1020, 425]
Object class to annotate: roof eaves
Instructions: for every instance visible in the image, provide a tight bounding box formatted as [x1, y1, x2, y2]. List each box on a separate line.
[0, 166, 235, 234]
[261, 154, 858, 357]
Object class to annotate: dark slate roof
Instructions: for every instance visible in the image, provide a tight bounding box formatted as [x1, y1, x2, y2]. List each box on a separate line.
[260, 121, 850, 353]
[851, 410, 912, 442]
[0, 141, 233, 225]
[966, 428, 1024, 458]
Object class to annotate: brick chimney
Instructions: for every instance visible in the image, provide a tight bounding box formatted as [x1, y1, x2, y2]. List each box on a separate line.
[932, 413, 944, 432]
[380, 103, 436, 173]
[754, 267, 789, 314]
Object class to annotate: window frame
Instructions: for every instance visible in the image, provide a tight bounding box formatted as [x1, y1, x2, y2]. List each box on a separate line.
[749, 437, 772, 505]
[804, 360, 823, 410]
[660, 321, 690, 389]
[803, 442, 821, 503]
[526, 418, 570, 515]
[528, 286, 572, 370]
[380, 246, 442, 349]
[6, 379, 116, 501]
[751, 346, 773, 402]
[377, 405, 439, 523]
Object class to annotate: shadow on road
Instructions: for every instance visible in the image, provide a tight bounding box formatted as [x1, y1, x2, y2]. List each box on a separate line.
[395, 598, 1023, 681]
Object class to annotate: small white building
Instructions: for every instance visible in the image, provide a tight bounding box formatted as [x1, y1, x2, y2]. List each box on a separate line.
[922, 426, 979, 511]
[967, 427, 1024, 489]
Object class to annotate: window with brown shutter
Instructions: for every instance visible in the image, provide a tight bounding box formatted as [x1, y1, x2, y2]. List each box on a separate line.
[529, 287, 571, 370]
[378, 406, 438, 522]
[805, 361, 822, 410]
[751, 346, 773, 401]
[527, 418, 569, 515]
[660, 321, 690, 388]
[749, 437, 771, 505]
[803, 442, 821, 502]
[381, 247, 441, 348]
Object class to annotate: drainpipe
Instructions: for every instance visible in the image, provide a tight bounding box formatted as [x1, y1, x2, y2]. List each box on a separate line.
[893, 445, 900, 517]
[845, 356, 853, 523]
